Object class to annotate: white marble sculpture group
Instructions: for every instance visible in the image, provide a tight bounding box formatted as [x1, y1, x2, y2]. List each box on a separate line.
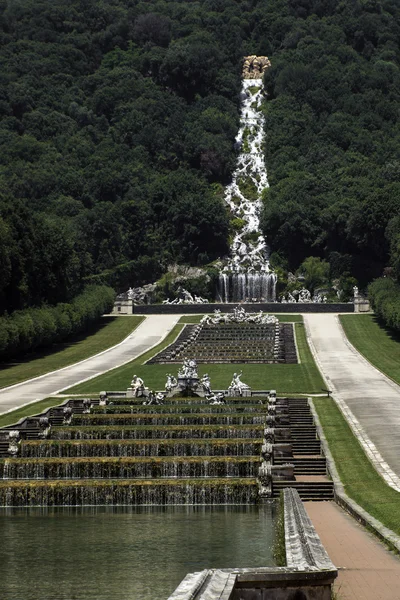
[201, 306, 278, 325]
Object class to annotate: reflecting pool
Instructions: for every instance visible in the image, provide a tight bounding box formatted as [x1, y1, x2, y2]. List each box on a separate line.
[0, 504, 277, 600]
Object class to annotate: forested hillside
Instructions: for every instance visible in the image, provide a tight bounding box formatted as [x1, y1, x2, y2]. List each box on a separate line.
[261, 0, 400, 287]
[1, 0, 399, 317]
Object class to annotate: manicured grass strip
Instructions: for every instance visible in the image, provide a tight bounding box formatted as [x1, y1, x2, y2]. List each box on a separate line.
[340, 314, 400, 386]
[178, 314, 303, 323]
[0, 397, 65, 428]
[313, 397, 400, 536]
[0, 316, 144, 390]
[66, 324, 185, 393]
[66, 322, 324, 395]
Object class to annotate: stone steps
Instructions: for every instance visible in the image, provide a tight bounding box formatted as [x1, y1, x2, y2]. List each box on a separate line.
[274, 456, 326, 475]
[273, 480, 334, 500]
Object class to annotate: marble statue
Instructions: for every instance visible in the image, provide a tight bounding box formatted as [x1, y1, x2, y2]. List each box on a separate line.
[228, 371, 250, 396]
[207, 392, 226, 405]
[258, 461, 272, 497]
[201, 307, 278, 326]
[38, 416, 51, 439]
[200, 373, 212, 395]
[298, 289, 312, 303]
[8, 431, 20, 456]
[131, 375, 144, 397]
[143, 391, 164, 406]
[63, 407, 73, 425]
[99, 391, 108, 406]
[261, 441, 273, 462]
[163, 289, 209, 305]
[165, 374, 178, 393]
[178, 358, 198, 380]
[82, 398, 92, 414]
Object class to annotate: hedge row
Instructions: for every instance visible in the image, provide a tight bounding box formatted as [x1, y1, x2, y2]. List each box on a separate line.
[0, 285, 115, 361]
[368, 278, 400, 333]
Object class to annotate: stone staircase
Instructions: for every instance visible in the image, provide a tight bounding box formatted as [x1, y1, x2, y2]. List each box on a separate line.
[270, 398, 333, 500]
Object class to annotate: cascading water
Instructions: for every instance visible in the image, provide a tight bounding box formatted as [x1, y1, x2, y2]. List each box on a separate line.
[218, 57, 277, 302]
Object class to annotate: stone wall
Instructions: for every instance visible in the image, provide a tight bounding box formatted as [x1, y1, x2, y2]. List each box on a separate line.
[168, 488, 337, 600]
[134, 303, 354, 314]
[354, 298, 371, 313]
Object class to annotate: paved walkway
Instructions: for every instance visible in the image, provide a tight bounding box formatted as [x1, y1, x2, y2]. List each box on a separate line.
[0, 314, 180, 415]
[306, 502, 400, 600]
[304, 313, 400, 490]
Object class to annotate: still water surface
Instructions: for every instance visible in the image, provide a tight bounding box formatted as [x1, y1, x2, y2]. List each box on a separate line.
[0, 504, 276, 600]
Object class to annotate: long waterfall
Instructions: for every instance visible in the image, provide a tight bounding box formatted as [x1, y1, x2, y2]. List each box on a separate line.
[218, 56, 277, 302]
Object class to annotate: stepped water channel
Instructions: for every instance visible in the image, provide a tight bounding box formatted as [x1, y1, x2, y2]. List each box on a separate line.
[0, 395, 332, 505]
[218, 58, 277, 302]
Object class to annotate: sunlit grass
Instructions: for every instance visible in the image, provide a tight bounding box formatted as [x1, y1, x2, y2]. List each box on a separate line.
[0, 316, 144, 390]
[313, 397, 400, 536]
[340, 314, 400, 385]
[66, 321, 324, 395]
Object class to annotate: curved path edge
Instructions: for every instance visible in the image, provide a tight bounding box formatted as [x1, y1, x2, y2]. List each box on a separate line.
[0, 314, 181, 416]
[303, 313, 400, 492]
[0, 316, 147, 395]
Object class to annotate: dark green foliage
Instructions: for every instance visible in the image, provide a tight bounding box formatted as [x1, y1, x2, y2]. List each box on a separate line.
[1, 0, 400, 310]
[260, 0, 400, 285]
[0, 0, 262, 311]
[0, 285, 115, 360]
[368, 278, 400, 333]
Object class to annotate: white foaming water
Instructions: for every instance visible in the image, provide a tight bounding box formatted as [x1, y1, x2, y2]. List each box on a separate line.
[219, 78, 276, 302]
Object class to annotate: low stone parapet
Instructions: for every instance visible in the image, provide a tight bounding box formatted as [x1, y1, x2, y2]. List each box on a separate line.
[168, 488, 337, 599]
[134, 302, 354, 314]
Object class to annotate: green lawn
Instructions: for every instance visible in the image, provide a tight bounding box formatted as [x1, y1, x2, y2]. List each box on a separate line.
[313, 397, 400, 536]
[340, 314, 400, 385]
[178, 314, 303, 324]
[66, 321, 324, 395]
[0, 316, 144, 390]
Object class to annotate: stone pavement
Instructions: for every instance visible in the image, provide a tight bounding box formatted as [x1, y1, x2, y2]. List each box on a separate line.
[306, 502, 400, 600]
[0, 314, 180, 415]
[304, 313, 400, 490]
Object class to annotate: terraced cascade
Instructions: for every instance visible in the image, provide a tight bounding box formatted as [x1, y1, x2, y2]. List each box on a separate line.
[148, 321, 298, 364]
[0, 395, 333, 505]
[0, 397, 266, 506]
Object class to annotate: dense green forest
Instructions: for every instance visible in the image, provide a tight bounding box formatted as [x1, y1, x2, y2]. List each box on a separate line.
[260, 0, 400, 289]
[1, 0, 399, 318]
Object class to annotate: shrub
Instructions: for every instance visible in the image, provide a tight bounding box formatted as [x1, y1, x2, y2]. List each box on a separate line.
[368, 278, 400, 333]
[0, 285, 115, 361]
